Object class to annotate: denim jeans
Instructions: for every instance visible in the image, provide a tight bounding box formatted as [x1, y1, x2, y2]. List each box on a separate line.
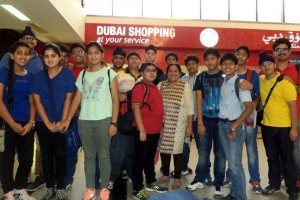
[194, 117, 226, 187]
[110, 132, 134, 182]
[219, 120, 246, 200]
[182, 136, 192, 171]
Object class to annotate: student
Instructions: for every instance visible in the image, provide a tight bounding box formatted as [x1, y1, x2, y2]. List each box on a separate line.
[258, 51, 299, 200]
[60, 41, 119, 200]
[57, 44, 70, 67]
[232, 45, 262, 193]
[187, 48, 225, 198]
[144, 45, 164, 85]
[218, 53, 253, 200]
[131, 62, 167, 200]
[0, 42, 36, 200]
[32, 43, 75, 200]
[111, 46, 126, 73]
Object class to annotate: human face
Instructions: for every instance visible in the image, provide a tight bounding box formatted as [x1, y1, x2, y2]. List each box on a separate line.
[20, 35, 37, 50]
[167, 65, 181, 83]
[204, 54, 219, 71]
[221, 59, 237, 78]
[112, 55, 125, 69]
[10, 46, 30, 68]
[186, 60, 198, 76]
[59, 52, 69, 66]
[43, 49, 61, 68]
[142, 65, 157, 82]
[259, 61, 275, 76]
[71, 47, 85, 66]
[145, 50, 156, 62]
[128, 55, 141, 70]
[273, 43, 290, 62]
[166, 56, 177, 65]
[87, 46, 102, 66]
[235, 49, 248, 66]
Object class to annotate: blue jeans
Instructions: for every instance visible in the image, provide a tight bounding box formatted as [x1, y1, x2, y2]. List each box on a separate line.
[194, 118, 226, 186]
[183, 136, 192, 171]
[110, 132, 134, 182]
[219, 120, 246, 200]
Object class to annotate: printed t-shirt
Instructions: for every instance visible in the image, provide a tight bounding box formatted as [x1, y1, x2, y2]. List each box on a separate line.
[76, 67, 117, 120]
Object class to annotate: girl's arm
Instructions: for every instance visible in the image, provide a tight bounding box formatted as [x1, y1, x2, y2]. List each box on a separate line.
[56, 92, 73, 131]
[22, 94, 36, 135]
[108, 77, 119, 136]
[60, 89, 82, 132]
[0, 83, 23, 133]
[32, 93, 56, 132]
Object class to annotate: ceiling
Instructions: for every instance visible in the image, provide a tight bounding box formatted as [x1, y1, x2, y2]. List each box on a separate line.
[0, 0, 86, 43]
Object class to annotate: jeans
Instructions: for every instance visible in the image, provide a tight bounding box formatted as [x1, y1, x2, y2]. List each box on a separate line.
[261, 125, 298, 195]
[132, 128, 160, 192]
[0, 123, 34, 193]
[110, 132, 134, 182]
[194, 118, 226, 187]
[182, 137, 192, 171]
[219, 120, 246, 200]
[36, 122, 67, 190]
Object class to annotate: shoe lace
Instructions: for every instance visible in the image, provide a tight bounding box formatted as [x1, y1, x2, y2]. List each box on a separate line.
[57, 190, 67, 198]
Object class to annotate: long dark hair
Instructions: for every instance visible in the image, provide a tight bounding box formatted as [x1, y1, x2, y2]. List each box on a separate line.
[86, 41, 107, 67]
[7, 42, 30, 108]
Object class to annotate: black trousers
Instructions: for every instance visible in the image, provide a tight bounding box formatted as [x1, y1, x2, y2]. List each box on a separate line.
[36, 122, 67, 189]
[160, 153, 183, 179]
[132, 128, 160, 192]
[0, 122, 34, 193]
[261, 125, 298, 195]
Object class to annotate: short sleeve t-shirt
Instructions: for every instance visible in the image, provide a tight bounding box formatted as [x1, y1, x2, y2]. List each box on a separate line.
[193, 71, 223, 118]
[260, 73, 297, 127]
[0, 68, 32, 121]
[32, 67, 76, 122]
[237, 69, 259, 100]
[131, 80, 164, 134]
[117, 68, 142, 93]
[76, 67, 117, 120]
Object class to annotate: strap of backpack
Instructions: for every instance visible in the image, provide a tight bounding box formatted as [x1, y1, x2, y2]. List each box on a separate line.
[262, 74, 284, 109]
[82, 69, 86, 85]
[246, 69, 254, 83]
[234, 77, 241, 101]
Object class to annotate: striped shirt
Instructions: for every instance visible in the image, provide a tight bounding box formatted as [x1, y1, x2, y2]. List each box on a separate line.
[117, 68, 142, 93]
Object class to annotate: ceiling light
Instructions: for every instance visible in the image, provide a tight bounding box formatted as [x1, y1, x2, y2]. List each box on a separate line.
[1, 5, 30, 21]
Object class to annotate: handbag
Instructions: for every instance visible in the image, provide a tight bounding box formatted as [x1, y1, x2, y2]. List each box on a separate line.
[256, 74, 284, 127]
[44, 70, 81, 154]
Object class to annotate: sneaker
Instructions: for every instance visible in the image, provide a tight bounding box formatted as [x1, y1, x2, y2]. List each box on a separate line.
[204, 178, 213, 186]
[223, 178, 232, 188]
[107, 181, 114, 190]
[213, 186, 224, 199]
[145, 182, 167, 193]
[83, 188, 96, 200]
[41, 188, 56, 200]
[100, 188, 110, 200]
[251, 182, 262, 194]
[14, 189, 36, 200]
[219, 194, 237, 200]
[56, 190, 68, 200]
[27, 175, 45, 192]
[262, 185, 280, 195]
[170, 169, 192, 177]
[65, 182, 73, 190]
[4, 191, 15, 200]
[186, 180, 205, 191]
[133, 189, 148, 200]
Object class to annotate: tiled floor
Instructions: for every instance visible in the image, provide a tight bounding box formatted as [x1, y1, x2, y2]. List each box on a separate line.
[0, 138, 298, 200]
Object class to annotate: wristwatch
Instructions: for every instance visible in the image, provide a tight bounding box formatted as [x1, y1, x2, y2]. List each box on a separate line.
[110, 122, 118, 127]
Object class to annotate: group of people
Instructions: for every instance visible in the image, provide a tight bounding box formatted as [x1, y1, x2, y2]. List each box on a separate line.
[0, 25, 299, 200]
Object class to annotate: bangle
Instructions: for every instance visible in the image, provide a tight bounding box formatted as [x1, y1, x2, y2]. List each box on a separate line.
[29, 120, 35, 128]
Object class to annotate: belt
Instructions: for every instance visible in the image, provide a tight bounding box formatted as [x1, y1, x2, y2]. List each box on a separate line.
[219, 118, 237, 123]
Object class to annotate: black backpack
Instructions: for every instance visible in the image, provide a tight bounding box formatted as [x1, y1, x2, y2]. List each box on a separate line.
[118, 82, 151, 135]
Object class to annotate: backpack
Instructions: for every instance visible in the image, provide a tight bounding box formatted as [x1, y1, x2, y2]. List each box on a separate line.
[118, 82, 151, 135]
[234, 69, 254, 101]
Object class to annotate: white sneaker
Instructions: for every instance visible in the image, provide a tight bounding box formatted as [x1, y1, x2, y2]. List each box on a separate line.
[186, 181, 205, 191]
[213, 186, 224, 199]
[14, 189, 36, 200]
[4, 191, 15, 200]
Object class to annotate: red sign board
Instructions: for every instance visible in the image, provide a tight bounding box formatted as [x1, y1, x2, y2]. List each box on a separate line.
[85, 23, 300, 52]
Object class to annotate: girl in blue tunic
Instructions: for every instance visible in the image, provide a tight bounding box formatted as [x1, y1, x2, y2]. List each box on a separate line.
[32, 43, 75, 200]
[0, 42, 36, 200]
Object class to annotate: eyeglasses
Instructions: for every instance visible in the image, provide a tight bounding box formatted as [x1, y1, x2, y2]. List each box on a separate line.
[22, 36, 35, 41]
[72, 50, 85, 56]
[144, 69, 157, 73]
[260, 61, 273, 67]
[274, 48, 289, 53]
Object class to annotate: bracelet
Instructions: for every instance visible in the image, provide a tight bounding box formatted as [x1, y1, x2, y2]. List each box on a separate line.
[29, 120, 35, 128]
